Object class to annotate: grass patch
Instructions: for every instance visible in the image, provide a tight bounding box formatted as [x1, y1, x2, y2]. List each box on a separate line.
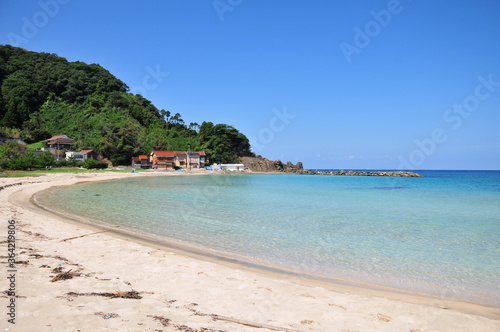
[1, 167, 146, 177]
[26, 140, 45, 150]
[2, 170, 46, 177]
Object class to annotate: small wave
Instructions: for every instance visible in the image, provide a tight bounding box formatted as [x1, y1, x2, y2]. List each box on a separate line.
[372, 186, 415, 190]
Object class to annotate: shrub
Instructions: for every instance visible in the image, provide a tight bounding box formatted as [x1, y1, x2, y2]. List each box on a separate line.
[62, 156, 83, 167]
[2, 151, 54, 170]
[95, 161, 109, 169]
[0, 159, 9, 170]
[7, 152, 37, 170]
[54, 160, 68, 167]
[36, 151, 55, 168]
[82, 158, 97, 169]
[0, 141, 26, 159]
[82, 158, 107, 169]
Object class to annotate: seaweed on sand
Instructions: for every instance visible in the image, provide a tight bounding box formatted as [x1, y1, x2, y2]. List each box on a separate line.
[67, 290, 142, 299]
[51, 269, 79, 282]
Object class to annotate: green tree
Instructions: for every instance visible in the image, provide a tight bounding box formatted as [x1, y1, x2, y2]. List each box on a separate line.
[0, 45, 255, 166]
[0, 96, 30, 128]
[82, 158, 107, 169]
[8, 152, 36, 170]
[36, 151, 55, 168]
[199, 122, 253, 163]
[0, 141, 26, 159]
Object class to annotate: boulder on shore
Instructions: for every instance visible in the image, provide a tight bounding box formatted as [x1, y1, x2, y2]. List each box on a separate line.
[240, 156, 303, 173]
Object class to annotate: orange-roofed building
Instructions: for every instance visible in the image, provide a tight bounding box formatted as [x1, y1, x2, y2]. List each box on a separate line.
[149, 151, 208, 169]
[150, 151, 176, 169]
[131, 155, 152, 169]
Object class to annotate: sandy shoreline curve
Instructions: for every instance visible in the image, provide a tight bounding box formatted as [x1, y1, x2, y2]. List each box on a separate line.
[1, 171, 499, 331]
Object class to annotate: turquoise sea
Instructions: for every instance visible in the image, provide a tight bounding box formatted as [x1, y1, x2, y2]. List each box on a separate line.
[37, 170, 500, 307]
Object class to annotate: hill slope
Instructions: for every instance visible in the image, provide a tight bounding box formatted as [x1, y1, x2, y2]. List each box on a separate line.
[0, 45, 253, 164]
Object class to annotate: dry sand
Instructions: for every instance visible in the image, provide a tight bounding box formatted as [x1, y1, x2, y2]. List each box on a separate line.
[1, 171, 499, 332]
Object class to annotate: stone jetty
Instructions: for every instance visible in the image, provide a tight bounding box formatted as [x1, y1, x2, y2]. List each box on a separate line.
[240, 156, 422, 177]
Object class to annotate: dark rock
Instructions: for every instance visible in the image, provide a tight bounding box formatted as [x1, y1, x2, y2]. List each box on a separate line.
[240, 156, 422, 177]
[240, 156, 304, 173]
[306, 170, 423, 177]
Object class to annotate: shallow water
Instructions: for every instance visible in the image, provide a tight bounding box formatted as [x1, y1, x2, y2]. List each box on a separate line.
[38, 170, 500, 306]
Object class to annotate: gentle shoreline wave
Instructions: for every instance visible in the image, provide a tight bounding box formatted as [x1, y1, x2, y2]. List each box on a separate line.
[34, 171, 500, 308]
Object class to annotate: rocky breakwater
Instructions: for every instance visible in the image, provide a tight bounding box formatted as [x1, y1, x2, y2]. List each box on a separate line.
[301, 169, 423, 177]
[240, 156, 422, 177]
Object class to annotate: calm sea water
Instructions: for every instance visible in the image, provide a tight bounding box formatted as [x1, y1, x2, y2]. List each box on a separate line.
[37, 170, 500, 306]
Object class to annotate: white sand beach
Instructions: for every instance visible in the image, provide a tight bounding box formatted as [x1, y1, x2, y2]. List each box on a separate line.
[1, 172, 499, 331]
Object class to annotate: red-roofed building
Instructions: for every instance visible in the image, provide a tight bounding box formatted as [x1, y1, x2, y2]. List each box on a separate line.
[150, 151, 176, 169]
[149, 151, 208, 169]
[45, 135, 74, 149]
[131, 155, 152, 169]
[44, 135, 75, 160]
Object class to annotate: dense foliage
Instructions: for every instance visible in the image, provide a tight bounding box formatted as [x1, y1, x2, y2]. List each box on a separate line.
[0, 142, 54, 170]
[82, 158, 108, 169]
[0, 45, 254, 165]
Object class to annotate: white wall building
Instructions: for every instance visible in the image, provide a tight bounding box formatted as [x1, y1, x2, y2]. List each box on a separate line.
[220, 164, 246, 171]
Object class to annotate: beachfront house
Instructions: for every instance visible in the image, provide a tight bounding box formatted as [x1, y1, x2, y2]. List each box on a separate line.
[221, 164, 246, 171]
[199, 151, 208, 168]
[188, 151, 208, 168]
[150, 151, 176, 169]
[176, 151, 186, 168]
[150, 151, 208, 169]
[45, 135, 74, 150]
[131, 155, 152, 169]
[43, 134, 75, 160]
[65, 149, 99, 162]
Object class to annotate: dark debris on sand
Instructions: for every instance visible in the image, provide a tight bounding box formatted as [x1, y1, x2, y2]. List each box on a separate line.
[51, 269, 80, 282]
[148, 315, 226, 332]
[67, 290, 142, 299]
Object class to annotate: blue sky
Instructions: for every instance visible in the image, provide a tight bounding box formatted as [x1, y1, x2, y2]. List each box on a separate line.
[1, 0, 499, 170]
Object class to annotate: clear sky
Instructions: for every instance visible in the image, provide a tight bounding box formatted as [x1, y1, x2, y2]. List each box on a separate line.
[1, 0, 499, 170]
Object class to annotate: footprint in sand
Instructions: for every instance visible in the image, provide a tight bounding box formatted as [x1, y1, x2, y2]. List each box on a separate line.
[329, 303, 347, 310]
[299, 294, 316, 299]
[366, 313, 391, 322]
[258, 287, 272, 292]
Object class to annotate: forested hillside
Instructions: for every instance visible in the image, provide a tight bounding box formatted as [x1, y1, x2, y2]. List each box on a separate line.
[0, 45, 253, 164]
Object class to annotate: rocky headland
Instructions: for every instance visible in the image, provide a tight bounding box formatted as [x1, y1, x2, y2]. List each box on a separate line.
[240, 156, 422, 177]
[240, 156, 304, 173]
